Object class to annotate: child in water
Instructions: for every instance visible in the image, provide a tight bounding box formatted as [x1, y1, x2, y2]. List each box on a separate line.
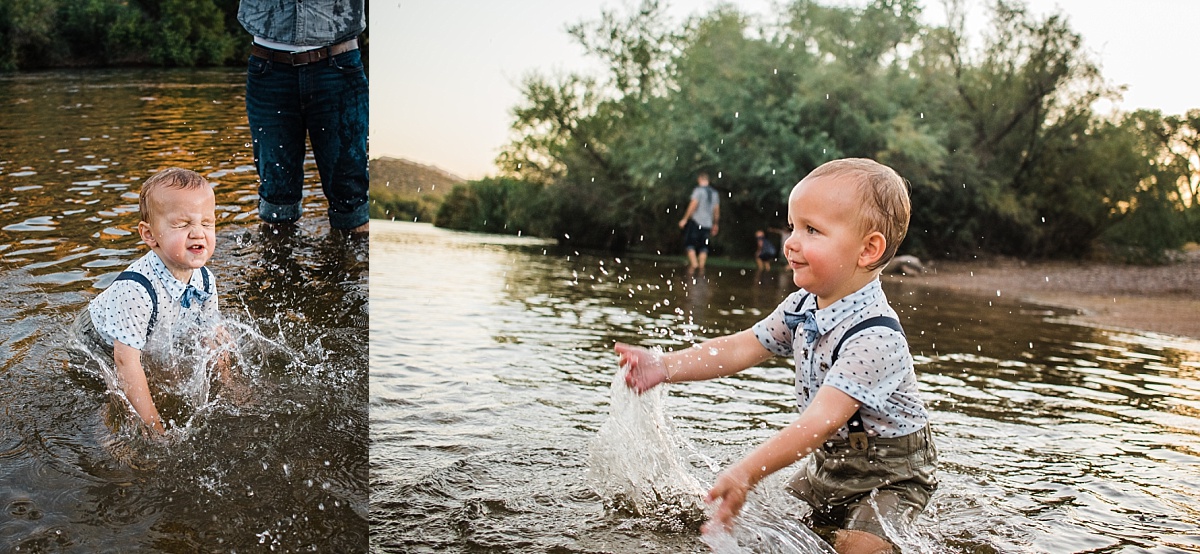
[755, 229, 778, 271]
[616, 158, 936, 554]
[75, 167, 227, 435]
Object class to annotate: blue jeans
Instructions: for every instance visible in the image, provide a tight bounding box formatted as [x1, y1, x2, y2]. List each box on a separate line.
[246, 48, 369, 229]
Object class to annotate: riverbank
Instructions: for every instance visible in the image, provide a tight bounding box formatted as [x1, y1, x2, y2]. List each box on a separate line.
[887, 254, 1200, 340]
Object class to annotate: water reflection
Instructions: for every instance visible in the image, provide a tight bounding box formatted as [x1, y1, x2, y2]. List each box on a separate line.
[0, 69, 367, 551]
[371, 221, 1200, 553]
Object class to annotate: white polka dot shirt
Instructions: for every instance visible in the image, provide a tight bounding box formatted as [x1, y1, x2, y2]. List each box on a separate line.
[87, 251, 220, 351]
[752, 278, 928, 439]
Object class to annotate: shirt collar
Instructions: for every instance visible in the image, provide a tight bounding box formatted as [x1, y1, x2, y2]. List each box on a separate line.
[807, 279, 884, 338]
[147, 251, 201, 304]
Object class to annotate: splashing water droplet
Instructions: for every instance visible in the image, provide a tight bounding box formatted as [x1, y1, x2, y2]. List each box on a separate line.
[589, 363, 707, 530]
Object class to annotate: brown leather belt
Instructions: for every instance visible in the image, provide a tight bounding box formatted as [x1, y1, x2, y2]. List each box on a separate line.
[250, 39, 358, 66]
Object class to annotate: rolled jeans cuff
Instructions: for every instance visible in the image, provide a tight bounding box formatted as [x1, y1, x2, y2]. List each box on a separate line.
[329, 202, 369, 230]
[259, 198, 302, 224]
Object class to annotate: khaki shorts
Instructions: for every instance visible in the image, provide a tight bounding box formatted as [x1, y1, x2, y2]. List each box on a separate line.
[785, 425, 937, 541]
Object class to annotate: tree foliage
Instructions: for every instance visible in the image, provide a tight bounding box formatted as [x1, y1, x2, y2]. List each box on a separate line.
[1, 0, 244, 69]
[469, 0, 1198, 261]
[434, 178, 554, 238]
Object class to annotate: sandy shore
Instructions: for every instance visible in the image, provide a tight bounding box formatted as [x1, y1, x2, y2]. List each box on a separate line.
[885, 256, 1200, 341]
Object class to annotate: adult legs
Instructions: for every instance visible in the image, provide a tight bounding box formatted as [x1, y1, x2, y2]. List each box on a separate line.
[246, 56, 308, 224]
[306, 49, 369, 231]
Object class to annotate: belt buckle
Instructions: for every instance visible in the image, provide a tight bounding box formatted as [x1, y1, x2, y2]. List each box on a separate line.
[849, 431, 869, 452]
[288, 50, 310, 66]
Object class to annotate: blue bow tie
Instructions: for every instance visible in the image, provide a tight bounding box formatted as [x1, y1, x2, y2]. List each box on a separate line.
[783, 308, 821, 344]
[180, 285, 211, 308]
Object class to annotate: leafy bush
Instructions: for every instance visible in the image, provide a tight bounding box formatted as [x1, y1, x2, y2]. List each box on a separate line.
[435, 178, 551, 237]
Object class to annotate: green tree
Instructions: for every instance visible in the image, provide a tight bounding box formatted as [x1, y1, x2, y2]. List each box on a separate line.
[434, 177, 551, 237]
[486, 0, 1196, 260]
[0, 0, 57, 70]
[0, 0, 242, 69]
[149, 0, 235, 66]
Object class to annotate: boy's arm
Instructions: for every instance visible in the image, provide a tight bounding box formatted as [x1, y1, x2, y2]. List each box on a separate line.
[616, 330, 773, 393]
[113, 340, 165, 434]
[207, 324, 234, 382]
[703, 384, 861, 533]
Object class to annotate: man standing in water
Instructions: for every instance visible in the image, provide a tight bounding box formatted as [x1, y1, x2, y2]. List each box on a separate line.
[678, 172, 720, 274]
[238, 0, 369, 235]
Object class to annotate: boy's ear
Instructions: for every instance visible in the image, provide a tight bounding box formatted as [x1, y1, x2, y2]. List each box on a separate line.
[859, 231, 886, 269]
[138, 221, 157, 247]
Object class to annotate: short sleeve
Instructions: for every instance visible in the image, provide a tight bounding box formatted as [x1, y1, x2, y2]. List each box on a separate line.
[752, 291, 806, 357]
[88, 280, 154, 350]
[822, 327, 911, 412]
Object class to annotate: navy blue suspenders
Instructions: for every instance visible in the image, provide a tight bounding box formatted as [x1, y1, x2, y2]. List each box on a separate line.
[830, 315, 906, 451]
[114, 272, 158, 332]
[112, 266, 211, 336]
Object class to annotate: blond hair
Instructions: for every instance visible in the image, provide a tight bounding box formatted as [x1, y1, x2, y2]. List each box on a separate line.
[805, 158, 910, 271]
[139, 167, 209, 222]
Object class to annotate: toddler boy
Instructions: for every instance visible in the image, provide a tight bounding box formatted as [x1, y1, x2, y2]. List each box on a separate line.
[78, 167, 222, 435]
[617, 158, 936, 553]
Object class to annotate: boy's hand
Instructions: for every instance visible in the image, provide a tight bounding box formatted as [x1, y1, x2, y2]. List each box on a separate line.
[613, 342, 668, 393]
[702, 465, 753, 535]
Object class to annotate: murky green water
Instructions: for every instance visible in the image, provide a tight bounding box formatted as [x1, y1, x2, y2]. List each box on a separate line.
[370, 220, 1200, 553]
[0, 69, 368, 551]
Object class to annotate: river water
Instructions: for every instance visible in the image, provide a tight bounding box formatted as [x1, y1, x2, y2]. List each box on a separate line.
[0, 69, 368, 551]
[370, 220, 1200, 553]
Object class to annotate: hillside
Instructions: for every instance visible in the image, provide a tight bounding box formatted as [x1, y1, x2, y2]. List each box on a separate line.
[369, 157, 465, 221]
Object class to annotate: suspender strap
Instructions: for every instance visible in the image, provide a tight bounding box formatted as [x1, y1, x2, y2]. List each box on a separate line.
[111, 267, 209, 339]
[114, 271, 158, 333]
[831, 316, 904, 365]
[200, 266, 212, 294]
[832, 315, 905, 451]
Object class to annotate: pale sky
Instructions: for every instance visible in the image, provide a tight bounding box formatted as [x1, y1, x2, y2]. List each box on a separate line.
[373, 0, 1200, 180]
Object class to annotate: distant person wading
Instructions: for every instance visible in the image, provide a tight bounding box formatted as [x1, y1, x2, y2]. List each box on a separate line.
[679, 173, 720, 274]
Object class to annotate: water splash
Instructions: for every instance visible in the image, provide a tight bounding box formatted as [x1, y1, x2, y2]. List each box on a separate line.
[588, 363, 837, 552]
[65, 310, 310, 449]
[703, 504, 836, 554]
[588, 360, 708, 531]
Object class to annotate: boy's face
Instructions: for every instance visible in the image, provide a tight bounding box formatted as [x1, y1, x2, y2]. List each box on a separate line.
[782, 175, 873, 300]
[138, 185, 216, 282]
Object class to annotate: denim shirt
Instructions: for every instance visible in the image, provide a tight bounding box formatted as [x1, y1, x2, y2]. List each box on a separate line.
[238, 0, 366, 47]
